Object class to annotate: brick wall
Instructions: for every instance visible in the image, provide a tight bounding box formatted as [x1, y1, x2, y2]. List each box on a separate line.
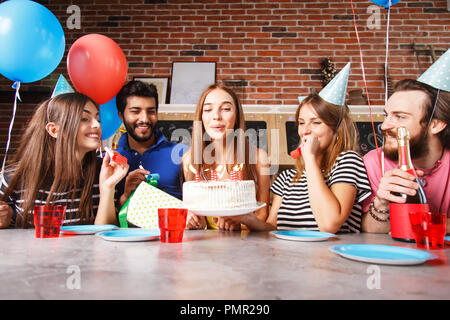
[0, 0, 449, 162]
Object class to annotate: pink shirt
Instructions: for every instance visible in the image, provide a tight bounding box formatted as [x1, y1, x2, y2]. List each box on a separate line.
[362, 148, 450, 217]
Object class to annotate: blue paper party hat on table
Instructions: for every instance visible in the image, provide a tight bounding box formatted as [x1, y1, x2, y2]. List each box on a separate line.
[51, 74, 74, 98]
[318, 62, 351, 106]
[418, 49, 450, 92]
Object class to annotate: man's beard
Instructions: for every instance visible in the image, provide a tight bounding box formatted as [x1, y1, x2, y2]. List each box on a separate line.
[382, 126, 429, 161]
[123, 120, 156, 143]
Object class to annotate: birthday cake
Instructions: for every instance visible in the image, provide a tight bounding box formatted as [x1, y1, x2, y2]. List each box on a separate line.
[183, 180, 257, 209]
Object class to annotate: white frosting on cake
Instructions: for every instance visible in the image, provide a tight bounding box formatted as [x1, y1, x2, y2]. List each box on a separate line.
[183, 180, 257, 209]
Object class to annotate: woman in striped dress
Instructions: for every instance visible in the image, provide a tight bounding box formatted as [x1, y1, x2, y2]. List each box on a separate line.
[223, 93, 371, 233]
[0, 93, 129, 228]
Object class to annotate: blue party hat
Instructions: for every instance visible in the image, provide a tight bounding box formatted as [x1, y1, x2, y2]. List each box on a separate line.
[417, 49, 450, 92]
[298, 96, 307, 104]
[51, 74, 74, 98]
[318, 62, 351, 106]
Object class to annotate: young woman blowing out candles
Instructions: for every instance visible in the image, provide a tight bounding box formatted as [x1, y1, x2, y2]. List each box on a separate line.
[182, 83, 271, 231]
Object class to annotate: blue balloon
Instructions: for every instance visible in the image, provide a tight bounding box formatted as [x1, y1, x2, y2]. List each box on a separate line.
[370, 0, 401, 9]
[0, 0, 65, 83]
[100, 96, 122, 140]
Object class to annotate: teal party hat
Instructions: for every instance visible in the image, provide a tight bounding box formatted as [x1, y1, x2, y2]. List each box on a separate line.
[318, 62, 351, 106]
[51, 74, 74, 98]
[418, 49, 450, 92]
[298, 96, 307, 104]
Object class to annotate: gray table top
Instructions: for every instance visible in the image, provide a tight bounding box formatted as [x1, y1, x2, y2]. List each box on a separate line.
[0, 229, 448, 300]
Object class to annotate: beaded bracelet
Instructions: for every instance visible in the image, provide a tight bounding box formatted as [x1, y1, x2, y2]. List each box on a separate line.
[368, 199, 390, 222]
[371, 198, 389, 214]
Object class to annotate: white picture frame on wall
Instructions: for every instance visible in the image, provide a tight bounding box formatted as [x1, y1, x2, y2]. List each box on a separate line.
[170, 62, 216, 104]
[134, 77, 169, 105]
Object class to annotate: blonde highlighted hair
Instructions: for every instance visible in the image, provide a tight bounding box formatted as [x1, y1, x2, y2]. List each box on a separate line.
[292, 94, 359, 182]
[185, 82, 258, 183]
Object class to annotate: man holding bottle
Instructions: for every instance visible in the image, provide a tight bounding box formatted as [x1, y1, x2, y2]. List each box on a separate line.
[361, 51, 450, 233]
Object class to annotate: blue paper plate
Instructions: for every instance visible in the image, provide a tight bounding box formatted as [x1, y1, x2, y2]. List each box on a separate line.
[329, 244, 438, 266]
[270, 230, 336, 242]
[96, 229, 160, 242]
[60, 224, 119, 235]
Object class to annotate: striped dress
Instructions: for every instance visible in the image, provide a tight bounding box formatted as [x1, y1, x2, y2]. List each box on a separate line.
[270, 151, 371, 233]
[0, 159, 113, 228]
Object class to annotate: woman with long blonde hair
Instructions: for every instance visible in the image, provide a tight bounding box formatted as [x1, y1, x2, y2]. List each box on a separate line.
[0, 92, 128, 228]
[182, 83, 270, 230]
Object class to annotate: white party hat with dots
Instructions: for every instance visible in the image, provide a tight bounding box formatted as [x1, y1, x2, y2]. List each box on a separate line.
[318, 62, 351, 106]
[418, 49, 450, 92]
[127, 181, 184, 229]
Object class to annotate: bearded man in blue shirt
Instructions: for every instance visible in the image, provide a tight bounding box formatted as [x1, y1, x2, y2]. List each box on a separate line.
[115, 80, 187, 204]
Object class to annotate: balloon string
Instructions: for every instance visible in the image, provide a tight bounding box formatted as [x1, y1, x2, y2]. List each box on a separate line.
[426, 89, 439, 130]
[384, 2, 391, 105]
[381, 1, 392, 176]
[350, 0, 383, 177]
[1, 81, 21, 180]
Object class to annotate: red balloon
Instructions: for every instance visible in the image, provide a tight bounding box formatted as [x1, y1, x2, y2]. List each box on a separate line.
[67, 34, 127, 104]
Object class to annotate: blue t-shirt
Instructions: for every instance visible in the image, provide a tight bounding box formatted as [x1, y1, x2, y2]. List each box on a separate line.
[115, 129, 188, 200]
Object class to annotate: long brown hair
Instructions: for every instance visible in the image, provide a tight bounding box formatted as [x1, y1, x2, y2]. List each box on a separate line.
[292, 94, 359, 181]
[1, 93, 99, 227]
[185, 83, 258, 182]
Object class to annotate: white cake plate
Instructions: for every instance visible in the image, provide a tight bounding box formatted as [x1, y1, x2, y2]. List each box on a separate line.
[187, 202, 266, 217]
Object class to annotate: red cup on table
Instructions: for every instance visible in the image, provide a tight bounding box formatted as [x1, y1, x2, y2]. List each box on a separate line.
[157, 208, 188, 243]
[33, 205, 66, 238]
[409, 211, 447, 250]
[390, 203, 429, 242]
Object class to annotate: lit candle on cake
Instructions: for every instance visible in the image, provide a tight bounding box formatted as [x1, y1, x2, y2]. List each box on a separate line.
[216, 165, 225, 180]
[189, 164, 200, 182]
[237, 163, 243, 181]
[230, 164, 243, 181]
[211, 168, 218, 181]
[230, 168, 237, 181]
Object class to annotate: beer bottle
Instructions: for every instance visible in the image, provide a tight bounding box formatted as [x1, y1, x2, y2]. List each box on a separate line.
[396, 127, 428, 204]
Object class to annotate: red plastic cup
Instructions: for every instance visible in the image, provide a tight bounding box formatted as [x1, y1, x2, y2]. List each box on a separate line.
[157, 208, 188, 243]
[409, 211, 447, 250]
[33, 205, 66, 238]
[389, 203, 429, 242]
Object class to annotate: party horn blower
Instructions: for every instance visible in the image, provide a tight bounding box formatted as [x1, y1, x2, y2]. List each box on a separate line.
[290, 147, 302, 159]
[139, 165, 160, 181]
[104, 147, 128, 165]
